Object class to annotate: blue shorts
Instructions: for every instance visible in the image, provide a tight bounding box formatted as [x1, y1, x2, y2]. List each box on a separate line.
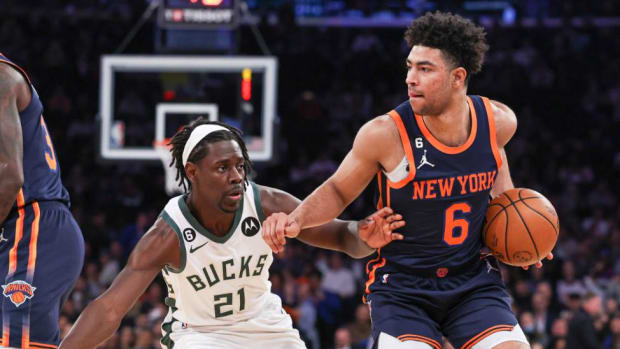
[366, 259, 517, 349]
[0, 201, 84, 348]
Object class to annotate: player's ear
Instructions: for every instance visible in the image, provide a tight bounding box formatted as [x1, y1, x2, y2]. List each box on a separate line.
[185, 162, 198, 183]
[451, 67, 467, 88]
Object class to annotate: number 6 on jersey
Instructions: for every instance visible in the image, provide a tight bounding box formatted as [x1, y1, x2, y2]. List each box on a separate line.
[443, 202, 471, 245]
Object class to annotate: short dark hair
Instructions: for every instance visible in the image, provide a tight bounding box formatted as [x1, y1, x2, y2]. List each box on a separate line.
[404, 11, 489, 83]
[168, 118, 253, 192]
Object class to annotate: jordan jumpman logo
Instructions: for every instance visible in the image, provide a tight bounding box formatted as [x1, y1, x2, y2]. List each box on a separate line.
[417, 149, 435, 169]
[0, 228, 7, 244]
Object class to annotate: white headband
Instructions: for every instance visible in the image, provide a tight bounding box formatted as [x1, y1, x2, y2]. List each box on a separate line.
[182, 124, 229, 166]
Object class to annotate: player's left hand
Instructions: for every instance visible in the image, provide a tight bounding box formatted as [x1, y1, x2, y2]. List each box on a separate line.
[358, 207, 405, 249]
[522, 252, 554, 270]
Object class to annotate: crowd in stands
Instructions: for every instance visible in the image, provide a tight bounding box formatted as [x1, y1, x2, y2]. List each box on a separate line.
[0, 1, 618, 348]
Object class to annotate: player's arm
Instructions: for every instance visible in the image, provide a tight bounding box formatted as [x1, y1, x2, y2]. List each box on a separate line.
[259, 185, 404, 258]
[0, 64, 29, 222]
[59, 218, 181, 349]
[290, 116, 397, 229]
[489, 100, 517, 198]
[489, 100, 553, 267]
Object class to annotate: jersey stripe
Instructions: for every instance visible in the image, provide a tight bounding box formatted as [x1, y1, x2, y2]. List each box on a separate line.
[397, 334, 441, 349]
[413, 96, 478, 154]
[461, 324, 514, 349]
[482, 97, 503, 170]
[387, 110, 416, 188]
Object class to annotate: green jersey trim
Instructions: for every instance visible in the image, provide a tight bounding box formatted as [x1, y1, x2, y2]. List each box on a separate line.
[160, 211, 187, 274]
[250, 181, 266, 222]
[177, 194, 244, 244]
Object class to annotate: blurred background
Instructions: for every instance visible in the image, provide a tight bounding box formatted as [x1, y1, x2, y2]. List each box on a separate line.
[1, 0, 619, 348]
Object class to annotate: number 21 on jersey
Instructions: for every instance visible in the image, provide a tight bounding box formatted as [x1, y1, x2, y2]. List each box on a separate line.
[443, 202, 471, 245]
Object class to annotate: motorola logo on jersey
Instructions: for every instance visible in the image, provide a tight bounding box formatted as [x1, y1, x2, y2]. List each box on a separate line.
[241, 217, 260, 236]
[183, 228, 196, 242]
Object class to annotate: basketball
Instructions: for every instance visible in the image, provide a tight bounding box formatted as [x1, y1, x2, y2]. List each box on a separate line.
[483, 188, 559, 267]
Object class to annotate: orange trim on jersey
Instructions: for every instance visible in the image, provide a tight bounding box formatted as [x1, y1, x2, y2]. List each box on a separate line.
[414, 96, 478, 155]
[0, 57, 32, 85]
[21, 323, 30, 349]
[481, 96, 503, 170]
[461, 324, 514, 349]
[8, 190, 26, 276]
[365, 256, 386, 295]
[387, 110, 416, 189]
[365, 249, 382, 274]
[27, 202, 41, 280]
[376, 172, 384, 209]
[28, 341, 58, 348]
[1, 327, 8, 347]
[398, 334, 441, 349]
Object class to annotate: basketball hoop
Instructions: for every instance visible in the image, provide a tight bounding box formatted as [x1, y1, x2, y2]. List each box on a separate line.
[154, 139, 183, 196]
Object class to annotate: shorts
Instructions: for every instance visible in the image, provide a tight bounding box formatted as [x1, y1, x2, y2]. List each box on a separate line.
[0, 201, 84, 348]
[367, 259, 518, 349]
[161, 302, 306, 349]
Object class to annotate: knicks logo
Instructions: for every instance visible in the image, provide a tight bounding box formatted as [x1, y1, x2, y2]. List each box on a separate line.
[2, 280, 36, 307]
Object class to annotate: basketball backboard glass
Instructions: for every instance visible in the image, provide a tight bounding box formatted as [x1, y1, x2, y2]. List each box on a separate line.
[99, 55, 278, 162]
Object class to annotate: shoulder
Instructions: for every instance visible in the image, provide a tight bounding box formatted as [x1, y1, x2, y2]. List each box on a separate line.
[128, 216, 180, 270]
[256, 184, 300, 217]
[0, 63, 26, 94]
[489, 99, 517, 147]
[357, 114, 400, 141]
[0, 63, 31, 109]
[353, 114, 401, 157]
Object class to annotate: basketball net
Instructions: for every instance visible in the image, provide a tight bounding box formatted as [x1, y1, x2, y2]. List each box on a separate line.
[154, 139, 183, 196]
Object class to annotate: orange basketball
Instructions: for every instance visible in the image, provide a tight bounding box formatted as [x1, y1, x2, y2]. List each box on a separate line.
[11, 292, 25, 304]
[483, 188, 559, 267]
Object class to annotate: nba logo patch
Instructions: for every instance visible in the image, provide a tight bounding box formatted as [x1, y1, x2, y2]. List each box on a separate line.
[382, 274, 389, 284]
[2, 280, 36, 307]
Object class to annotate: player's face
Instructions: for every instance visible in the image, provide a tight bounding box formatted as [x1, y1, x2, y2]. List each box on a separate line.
[405, 45, 455, 115]
[190, 140, 245, 214]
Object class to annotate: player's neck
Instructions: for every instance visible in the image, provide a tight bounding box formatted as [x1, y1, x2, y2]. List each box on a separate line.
[421, 95, 470, 147]
[186, 194, 234, 236]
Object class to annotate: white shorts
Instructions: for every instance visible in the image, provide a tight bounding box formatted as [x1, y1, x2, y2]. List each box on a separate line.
[162, 307, 306, 349]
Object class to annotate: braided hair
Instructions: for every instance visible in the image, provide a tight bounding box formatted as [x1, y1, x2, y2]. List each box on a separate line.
[168, 118, 253, 192]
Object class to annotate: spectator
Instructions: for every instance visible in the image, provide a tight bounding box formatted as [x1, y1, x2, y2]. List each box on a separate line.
[566, 292, 605, 349]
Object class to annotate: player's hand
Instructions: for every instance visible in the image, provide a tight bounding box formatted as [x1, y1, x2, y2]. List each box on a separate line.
[358, 207, 405, 249]
[522, 252, 554, 270]
[262, 212, 300, 253]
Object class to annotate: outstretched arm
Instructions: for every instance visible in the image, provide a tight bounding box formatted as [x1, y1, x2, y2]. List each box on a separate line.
[289, 116, 399, 230]
[259, 185, 404, 258]
[0, 63, 29, 222]
[59, 218, 180, 349]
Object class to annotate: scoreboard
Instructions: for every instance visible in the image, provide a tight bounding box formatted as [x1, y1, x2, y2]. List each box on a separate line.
[158, 0, 239, 29]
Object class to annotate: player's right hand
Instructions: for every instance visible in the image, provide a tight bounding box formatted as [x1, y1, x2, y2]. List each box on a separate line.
[262, 212, 300, 253]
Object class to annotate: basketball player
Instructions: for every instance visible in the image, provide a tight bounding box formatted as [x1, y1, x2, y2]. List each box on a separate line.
[0, 54, 85, 349]
[262, 12, 553, 349]
[58, 119, 404, 349]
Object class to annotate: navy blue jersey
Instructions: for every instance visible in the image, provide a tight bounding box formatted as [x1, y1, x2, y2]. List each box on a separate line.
[370, 95, 502, 276]
[0, 54, 70, 215]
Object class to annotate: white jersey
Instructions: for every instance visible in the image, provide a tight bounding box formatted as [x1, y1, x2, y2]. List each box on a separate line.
[159, 181, 279, 326]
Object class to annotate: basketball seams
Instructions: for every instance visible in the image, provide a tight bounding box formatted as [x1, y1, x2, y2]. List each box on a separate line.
[484, 203, 507, 240]
[503, 194, 541, 261]
[518, 190, 559, 237]
[504, 204, 510, 264]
